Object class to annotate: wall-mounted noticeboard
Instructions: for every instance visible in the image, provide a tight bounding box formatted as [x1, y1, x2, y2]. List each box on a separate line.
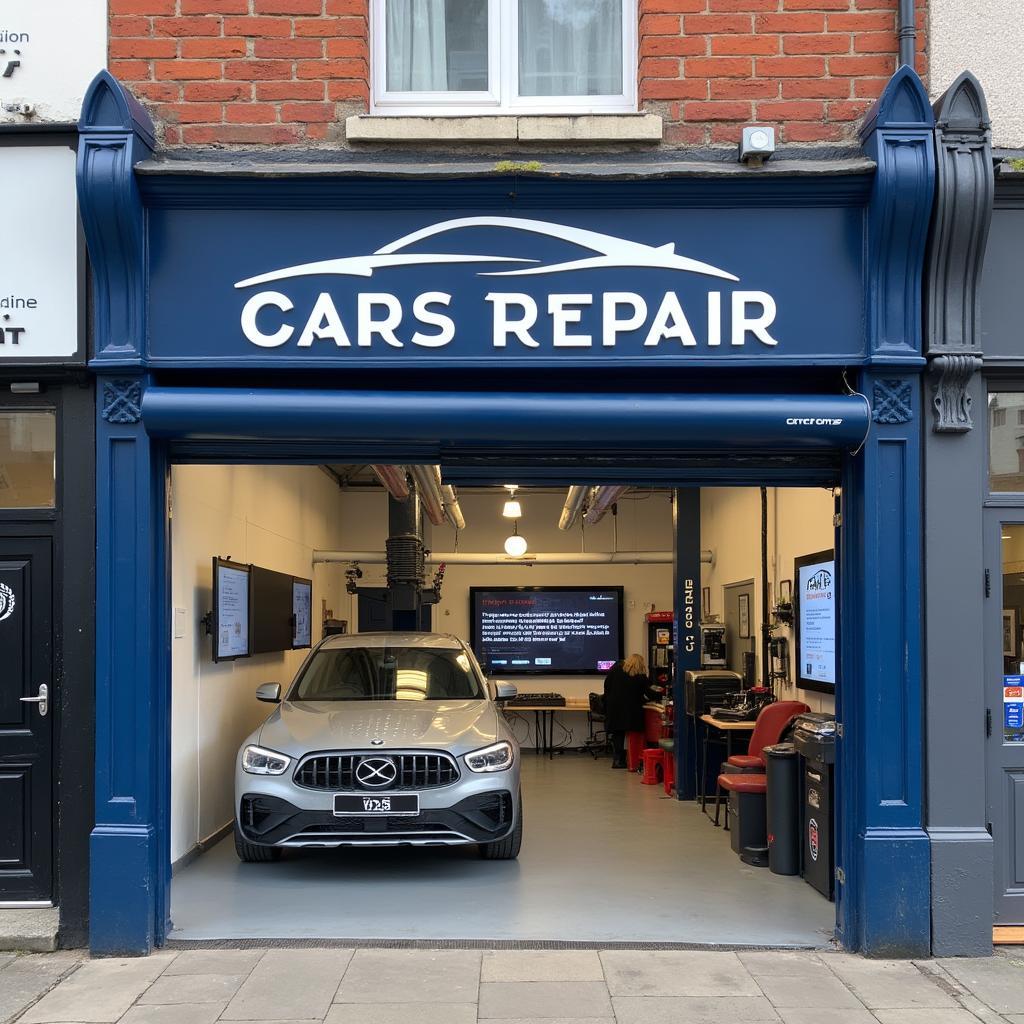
[293, 578, 312, 648]
[213, 558, 251, 662]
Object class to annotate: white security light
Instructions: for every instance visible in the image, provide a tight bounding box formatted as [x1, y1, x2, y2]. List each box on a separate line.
[739, 125, 776, 167]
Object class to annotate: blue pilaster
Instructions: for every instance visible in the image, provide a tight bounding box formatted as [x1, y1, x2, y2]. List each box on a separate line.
[78, 73, 167, 955]
[837, 67, 934, 957]
[673, 489, 701, 801]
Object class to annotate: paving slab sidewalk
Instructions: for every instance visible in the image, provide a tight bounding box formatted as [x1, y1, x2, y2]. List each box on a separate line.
[2, 947, 1022, 1024]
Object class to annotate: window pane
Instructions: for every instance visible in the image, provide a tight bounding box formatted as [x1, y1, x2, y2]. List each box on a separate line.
[386, 0, 488, 92]
[518, 0, 623, 97]
[0, 412, 55, 509]
[990, 393, 1024, 492]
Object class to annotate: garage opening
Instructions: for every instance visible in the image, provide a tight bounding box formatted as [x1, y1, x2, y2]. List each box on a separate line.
[167, 463, 838, 947]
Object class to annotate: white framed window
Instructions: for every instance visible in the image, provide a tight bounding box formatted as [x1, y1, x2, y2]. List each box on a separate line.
[371, 0, 637, 116]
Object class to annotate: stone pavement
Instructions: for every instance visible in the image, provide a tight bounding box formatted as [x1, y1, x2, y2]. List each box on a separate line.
[1, 947, 1023, 1024]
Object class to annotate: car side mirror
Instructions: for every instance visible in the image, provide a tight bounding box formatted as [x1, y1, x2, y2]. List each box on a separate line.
[256, 682, 281, 704]
[495, 681, 518, 701]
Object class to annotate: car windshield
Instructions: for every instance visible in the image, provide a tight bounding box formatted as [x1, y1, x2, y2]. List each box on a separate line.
[290, 645, 486, 702]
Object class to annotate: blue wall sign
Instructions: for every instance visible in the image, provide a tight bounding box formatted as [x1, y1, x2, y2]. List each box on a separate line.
[148, 207, 865, 368]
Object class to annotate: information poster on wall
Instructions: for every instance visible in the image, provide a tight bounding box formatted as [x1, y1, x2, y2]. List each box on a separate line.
[795, 549, 837, 693]
[1005, 676, 1024, 743]
[215, 560, 250, 661]
[292, 578, 312, 649]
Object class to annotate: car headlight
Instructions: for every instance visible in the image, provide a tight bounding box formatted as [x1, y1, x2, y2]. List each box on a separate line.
[241, 745, 291, 775]
[465, 740, 514, 773]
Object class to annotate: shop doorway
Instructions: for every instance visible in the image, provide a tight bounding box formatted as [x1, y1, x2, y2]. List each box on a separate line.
[165, 469, 839, 946]
[986, 511, 1024, 925]
[0, 533, 53, 903]
[723, 579, 756, 680]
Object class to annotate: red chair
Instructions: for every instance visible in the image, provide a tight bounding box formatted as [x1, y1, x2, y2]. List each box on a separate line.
[713, 700, 809, 826]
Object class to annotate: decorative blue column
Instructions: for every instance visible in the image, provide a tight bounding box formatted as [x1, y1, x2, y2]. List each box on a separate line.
[78, 73, 168, 955]
[673, 489, 701, 801]
[836, 67, 935, 956]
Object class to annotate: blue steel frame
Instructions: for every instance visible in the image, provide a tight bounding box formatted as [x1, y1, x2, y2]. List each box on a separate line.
[78, 68, 935, 957]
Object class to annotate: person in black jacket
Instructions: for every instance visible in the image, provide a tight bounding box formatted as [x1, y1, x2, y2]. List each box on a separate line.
[603, 654, 653, 769]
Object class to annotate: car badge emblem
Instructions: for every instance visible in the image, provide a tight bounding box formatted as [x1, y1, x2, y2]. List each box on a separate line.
[371, 738, 384, 746]
[355, 756, 398, 789]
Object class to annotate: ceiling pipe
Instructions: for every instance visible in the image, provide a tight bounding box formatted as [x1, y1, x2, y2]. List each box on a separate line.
[442, 484, 466, 531]
[314, 549, 713, 566]
[584, 485, 628, 526]
[409, 465, 446, 526]
[558, 485, 590, 531]
[370, 464, 410, 501]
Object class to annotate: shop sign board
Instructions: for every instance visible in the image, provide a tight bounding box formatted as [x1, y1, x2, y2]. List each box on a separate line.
[0, 0, 106, 123]
[148, 206, 866, 368]
[0, 146, 79, 362]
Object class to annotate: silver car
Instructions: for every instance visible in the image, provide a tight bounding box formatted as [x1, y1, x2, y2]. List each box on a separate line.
[233, 632, 522, 861]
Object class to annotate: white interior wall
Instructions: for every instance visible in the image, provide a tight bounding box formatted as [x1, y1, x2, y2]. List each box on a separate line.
[700, 486, 836, 713]
[170, 464, 348, 864]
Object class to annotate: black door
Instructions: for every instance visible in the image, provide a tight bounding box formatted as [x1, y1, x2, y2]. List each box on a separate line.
[0, 536, 53, 902]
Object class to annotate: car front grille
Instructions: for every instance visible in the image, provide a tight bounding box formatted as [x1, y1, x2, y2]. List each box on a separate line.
[293, 752, 461, 791]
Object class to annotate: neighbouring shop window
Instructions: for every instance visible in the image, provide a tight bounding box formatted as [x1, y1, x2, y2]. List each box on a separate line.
[1001, 524, 1024, 742]
[0, 411, 56, 509]
[373, 0, 635, 114]
[989, 392, 1024, 492]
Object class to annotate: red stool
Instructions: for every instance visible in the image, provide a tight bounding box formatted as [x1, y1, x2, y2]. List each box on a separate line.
[626, 731, 645, 772]
[641, 748, 663, 785]
[662, 748, 676, 795]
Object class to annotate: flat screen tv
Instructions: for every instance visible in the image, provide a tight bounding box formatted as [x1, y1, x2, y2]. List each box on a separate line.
[212, 557, 251, 662]
[794, 548, 838, 694]
[470, 586, 624, 676]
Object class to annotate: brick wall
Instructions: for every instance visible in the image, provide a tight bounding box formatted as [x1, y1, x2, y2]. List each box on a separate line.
[110, 0, 927, 149]
[640, 0, 928, 147]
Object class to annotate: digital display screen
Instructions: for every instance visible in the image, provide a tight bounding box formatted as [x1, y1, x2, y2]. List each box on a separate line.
[795, 550, 837, 693]
[470, 586, 624, 675]
[292, 578, 312, 648]
[214, 559, 250, 661]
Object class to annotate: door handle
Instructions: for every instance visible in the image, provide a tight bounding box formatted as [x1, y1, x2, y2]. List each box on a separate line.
[20, 683, 48, 717]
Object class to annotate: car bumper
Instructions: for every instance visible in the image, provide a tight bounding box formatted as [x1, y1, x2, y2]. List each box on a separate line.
[238, 789, 517, 847]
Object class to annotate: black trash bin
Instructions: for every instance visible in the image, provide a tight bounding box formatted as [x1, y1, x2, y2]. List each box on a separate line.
[764, 742, 799, 876]
[792, 713, 837, 900]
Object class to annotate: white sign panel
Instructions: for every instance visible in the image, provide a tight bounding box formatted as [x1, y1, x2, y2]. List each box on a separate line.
[0, 1, 106, 123]
[292, 579, 312, 648]
[0, 146, 78, 360]
[217, 565, 250, 660]
[798, 557, 836, 688]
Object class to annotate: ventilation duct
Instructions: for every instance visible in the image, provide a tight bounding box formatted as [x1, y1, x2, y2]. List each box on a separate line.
[370, 464, 409, 501]
[584, 485, 628, 526]
[558, 485, 590, 531]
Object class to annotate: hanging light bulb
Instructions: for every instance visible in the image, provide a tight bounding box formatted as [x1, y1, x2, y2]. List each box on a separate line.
[502, 484, 522, 519]
[504, 521, 528, 557]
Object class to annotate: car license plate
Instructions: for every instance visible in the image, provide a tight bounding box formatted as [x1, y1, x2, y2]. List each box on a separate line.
[334, 793, 419, 816]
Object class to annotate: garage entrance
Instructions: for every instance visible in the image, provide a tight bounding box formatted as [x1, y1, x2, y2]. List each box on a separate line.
[165, 472, 839, 945]
[80, 67, 935, 956]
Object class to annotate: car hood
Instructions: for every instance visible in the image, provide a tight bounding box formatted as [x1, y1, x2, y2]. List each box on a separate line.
[257, 699, 499, 758]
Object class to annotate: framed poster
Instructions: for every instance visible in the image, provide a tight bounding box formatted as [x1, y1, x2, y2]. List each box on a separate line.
[213, 557, 251, 662]
[292, 577, 312, 649]
[1003, 609, 1017, 658]
[779, 579, 792, 604]
[738, 593, 751, 639]
[702, 586, 711, 615]
[794, 549, 837, 693]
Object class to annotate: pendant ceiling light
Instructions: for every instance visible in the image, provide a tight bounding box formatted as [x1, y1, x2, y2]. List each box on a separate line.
[502, 483, 522, 519]
[504, 521, 528, 557]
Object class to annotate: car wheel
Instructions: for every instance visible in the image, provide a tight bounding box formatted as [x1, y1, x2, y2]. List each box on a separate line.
[479, 794, 523, 860]
[234, 822, 281, 862]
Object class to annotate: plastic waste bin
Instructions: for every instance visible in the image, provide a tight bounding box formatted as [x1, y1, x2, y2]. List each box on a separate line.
[764, 741, 800, 876]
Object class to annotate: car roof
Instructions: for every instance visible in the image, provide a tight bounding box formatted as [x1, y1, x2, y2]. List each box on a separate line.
[317, 632, 466, 651]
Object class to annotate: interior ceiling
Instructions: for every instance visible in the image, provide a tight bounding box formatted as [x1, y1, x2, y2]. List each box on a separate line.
[324, 465, 607, 492]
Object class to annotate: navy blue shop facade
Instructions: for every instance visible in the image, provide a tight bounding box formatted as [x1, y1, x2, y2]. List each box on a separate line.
[78, 67, 938, 957]
[0, 132, 94, 947]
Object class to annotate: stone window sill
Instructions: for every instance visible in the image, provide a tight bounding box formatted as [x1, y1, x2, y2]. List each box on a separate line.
[346, 113, 663, 143]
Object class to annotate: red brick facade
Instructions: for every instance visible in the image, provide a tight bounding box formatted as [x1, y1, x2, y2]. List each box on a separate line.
[109, 0, 927, 148]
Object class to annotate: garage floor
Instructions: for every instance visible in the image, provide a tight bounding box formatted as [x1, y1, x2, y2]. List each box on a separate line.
[169, 754, 835, 946]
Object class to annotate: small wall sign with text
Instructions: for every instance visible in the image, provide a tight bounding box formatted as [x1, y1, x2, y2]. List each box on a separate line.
[0, 146, 78, 361]
[1004, 676, 1024, 744]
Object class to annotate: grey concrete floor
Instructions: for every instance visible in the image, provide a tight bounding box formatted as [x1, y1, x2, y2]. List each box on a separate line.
[5, 947, 1024, 1024]
[169, 754, 835, 946]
